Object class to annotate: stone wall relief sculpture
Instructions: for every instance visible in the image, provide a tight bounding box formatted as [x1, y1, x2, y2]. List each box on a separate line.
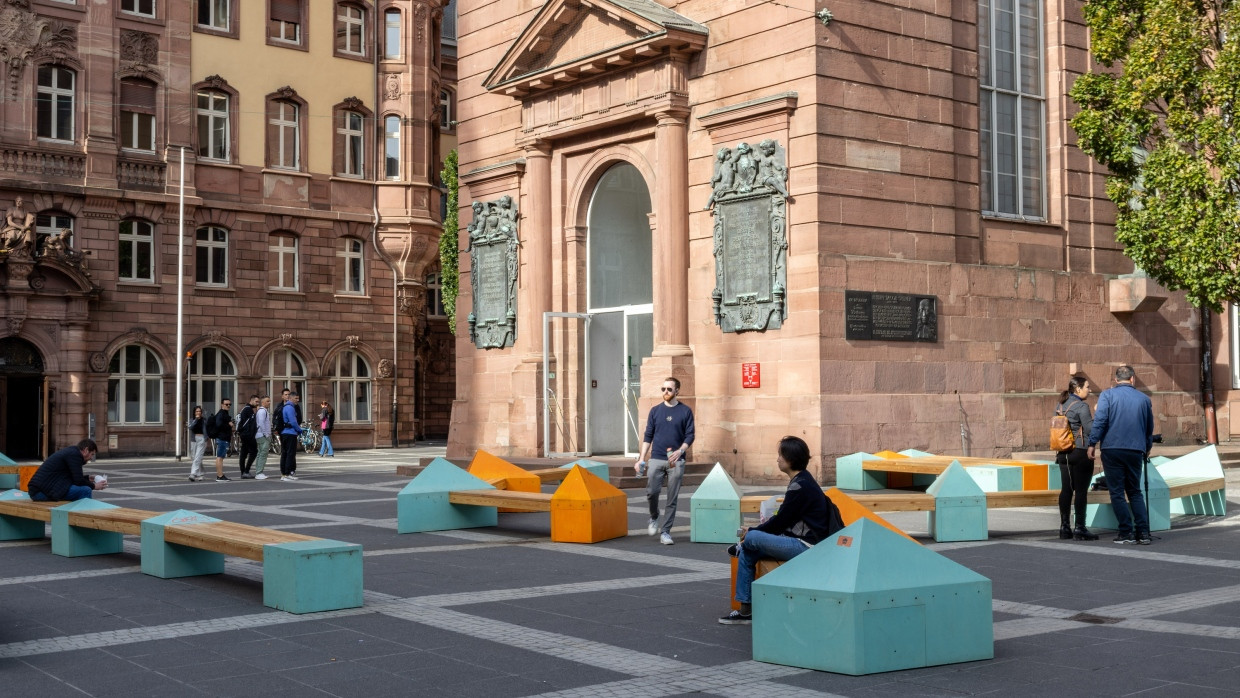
[706, 138, 789, 333]
[466, 195, 519, 349]
[0, 0, 78, 98]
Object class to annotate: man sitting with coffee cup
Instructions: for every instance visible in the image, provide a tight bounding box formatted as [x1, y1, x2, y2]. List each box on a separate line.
[27, 439, 107, 501]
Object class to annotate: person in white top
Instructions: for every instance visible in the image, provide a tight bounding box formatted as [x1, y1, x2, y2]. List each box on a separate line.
[252, 395, 273, 480]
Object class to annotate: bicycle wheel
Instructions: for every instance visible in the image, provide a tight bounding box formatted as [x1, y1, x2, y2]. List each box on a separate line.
[270, 436, 282, 455]
[229, 432, 240, 457]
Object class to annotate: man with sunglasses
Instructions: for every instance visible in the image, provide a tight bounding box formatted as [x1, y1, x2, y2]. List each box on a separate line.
[211, 399, 234, 482]
[635, 377, 695, 545]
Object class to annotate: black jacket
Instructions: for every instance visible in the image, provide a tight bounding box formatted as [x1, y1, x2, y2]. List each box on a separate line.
[27, 446, 91, 501]
[754, 470, 845, 545]
[236, 405, 257, 439]
[319, 408, 334, 436]
[213, 409, 233, 441]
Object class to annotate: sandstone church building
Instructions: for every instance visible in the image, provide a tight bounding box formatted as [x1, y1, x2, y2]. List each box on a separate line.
[449, 0, 1231, 481]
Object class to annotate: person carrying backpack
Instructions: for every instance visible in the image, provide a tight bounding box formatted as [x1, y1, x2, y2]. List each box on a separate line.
[1055, 376, 1098, 541]
[235, 394, 259, 478]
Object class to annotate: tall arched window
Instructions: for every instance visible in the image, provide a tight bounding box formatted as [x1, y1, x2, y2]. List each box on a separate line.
[196, 89, 230, 160]
[384, 115, 401, 179]
[189, 346, 236, 412]
[383, 9, 401, 59]
[265, 349, 306, 401]
[195, 226, 228, 286]
[108, 345, 163, 425]
[36, 65, 75, 141]
[329, 350, 370, 423]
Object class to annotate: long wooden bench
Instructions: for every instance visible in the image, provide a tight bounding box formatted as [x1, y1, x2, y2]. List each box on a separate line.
[449, 489, 554, 511]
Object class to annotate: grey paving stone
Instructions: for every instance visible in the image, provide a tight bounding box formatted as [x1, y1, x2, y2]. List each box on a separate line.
[196, 671, 335, 697]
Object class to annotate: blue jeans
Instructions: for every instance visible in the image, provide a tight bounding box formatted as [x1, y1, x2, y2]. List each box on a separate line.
[1100, 448, 1149, 536]
[734, 530, 811, 604]
[32, 485, 93, 502]
[319, 434, 333, 456]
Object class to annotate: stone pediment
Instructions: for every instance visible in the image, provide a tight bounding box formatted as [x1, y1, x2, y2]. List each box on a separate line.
[485, 0, 707, 97]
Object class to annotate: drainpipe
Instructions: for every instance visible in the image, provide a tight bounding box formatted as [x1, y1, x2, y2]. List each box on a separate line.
[1202, 306, 1219, 445]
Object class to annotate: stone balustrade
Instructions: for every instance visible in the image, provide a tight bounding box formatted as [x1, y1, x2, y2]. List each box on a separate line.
[0, 147, 86, 181]
[117, 159, 166, 191]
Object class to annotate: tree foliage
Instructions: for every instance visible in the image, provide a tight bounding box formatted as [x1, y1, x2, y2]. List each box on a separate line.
[1070, 0, 1240, 311]
[438, 149, 460, 333]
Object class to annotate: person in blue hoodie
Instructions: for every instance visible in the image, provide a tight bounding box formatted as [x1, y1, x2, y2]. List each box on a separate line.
[278, 392, 303, 481]
[1087, 365, 1154, 545]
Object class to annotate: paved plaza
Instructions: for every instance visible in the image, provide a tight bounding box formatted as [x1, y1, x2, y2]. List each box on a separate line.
[3, 447, 1240, 696]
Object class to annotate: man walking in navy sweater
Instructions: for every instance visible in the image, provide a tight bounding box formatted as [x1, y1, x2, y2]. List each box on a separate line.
[635, 377, 695, 545]
[1087, 365, 1155, 545]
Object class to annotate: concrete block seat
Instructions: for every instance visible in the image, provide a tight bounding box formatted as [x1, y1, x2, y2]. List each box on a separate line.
[398, 457, 628, 543]
[0, 464, 39, 490]
[836, 450, 1051, 492]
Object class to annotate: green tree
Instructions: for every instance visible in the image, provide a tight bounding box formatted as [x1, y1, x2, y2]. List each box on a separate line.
[439, 149, 459, 333]
[1070, 0, 1240, 311]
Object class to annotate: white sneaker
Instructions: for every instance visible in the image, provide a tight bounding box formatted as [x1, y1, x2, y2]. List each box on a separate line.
[280, 476, 291, 481]
[284, 474, 298, 481]
[647, 519, 659, 536]
[254, 473, 267, 480]
[660, 533, 674, 545]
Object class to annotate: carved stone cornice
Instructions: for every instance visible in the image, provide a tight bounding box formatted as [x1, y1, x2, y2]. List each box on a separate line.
[0, 2, 79, 97]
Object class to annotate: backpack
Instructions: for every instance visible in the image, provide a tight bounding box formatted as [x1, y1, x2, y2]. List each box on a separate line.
[1050, 404, 1075, 452]
[205, 412, 219, 440]
[272, 403, 286, 434]
[237, 406, 256, 438]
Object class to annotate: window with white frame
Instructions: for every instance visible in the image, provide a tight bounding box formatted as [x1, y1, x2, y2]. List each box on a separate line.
[384, 9, 401, 59]
[122, 0, 155, 17]
[196, 90, 229, 160]
[339, 110, 364, 176]
[197, 0, 229, 30]
[271, 100, 300, 169]
[195, 226, 228, 286]
[979, 0, 1045, 219]
[120, 78, 156, 152]
[339, 238, 364, 294]
[265, 349, 306, 401]
[329, 350, 370, 422]
[119, 220, 155, 282]
[108, 345, 163, 425]
[36, 66, 74, 141]
[35, 212, 72, 255]
[269, 0, 302, 44]
[188, 347, 236, 412]
[268, 233, 299, 290]
[384, 115, 401, 179]
[426, 272, 446, 318]
[440, 89, 453, 130]
[337, 4, 365, 55]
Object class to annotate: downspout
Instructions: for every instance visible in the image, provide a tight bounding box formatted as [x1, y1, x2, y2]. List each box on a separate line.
[1202, 306, 1219, 444]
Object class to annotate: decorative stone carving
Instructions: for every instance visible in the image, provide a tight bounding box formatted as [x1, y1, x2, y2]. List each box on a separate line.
[466, 195, 519, 349]
[119, 29, 158, 66]
[2, 195, 34, 253]
[377, 358, 394, 379]
[415, 3, 427, 43]
[4, 316, 21, 335]
[202, 74, 228, 90]
[346, 335, 360, 348]
[342, 95, 364, 112]
[279, 332, 294, 347]
[38, 227, 91, 280]
[274, 85, 297, 100]
[707, 139, 789, 333]
[0, 1, 77, 98]
[206, 330, 224, 344]
[89, 351, 107, 373]
[27, 271, 43, 289]
[384, 74, 401, 101]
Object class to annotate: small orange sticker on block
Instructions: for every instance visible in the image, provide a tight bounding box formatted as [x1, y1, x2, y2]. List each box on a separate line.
[837, 535, 853, 547]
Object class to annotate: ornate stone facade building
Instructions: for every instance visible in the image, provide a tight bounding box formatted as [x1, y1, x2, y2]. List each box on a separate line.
[0, 0, 448, 458]
[450, 0, 1227, 482]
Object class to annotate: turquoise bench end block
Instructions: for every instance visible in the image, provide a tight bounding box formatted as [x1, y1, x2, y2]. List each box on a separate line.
[835, 452, 885, 490]
[140, 510, 225, 578]
[51, 499, 122, 557]
[0, 451, 17, 466]
[1172, 489, 1227, 516]
[1047, 462, 1062, 490]
[397, 458, 497, 533]
[691, 463, 742, 543]
[0, 473, 17, 489]
[1158, 445, 1227, 516]
[0, 489, 44, 540]
[562, 459, 610, 482]
[926, 462, 988, 543]
[964, 465, 1022, 493]
[752, 519, 993, 675]
[1086, 467, 1170, 532]
[263, 539, 364, 613]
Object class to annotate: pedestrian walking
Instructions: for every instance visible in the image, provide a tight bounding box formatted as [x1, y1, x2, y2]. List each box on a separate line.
[634, 377, 695, 545]
[187, 405, 207, 482]
[236, 394, 259, 478]
[253, 395, 272, 480]
[318, 401, 335, 456]
[212, 399, 234, 482]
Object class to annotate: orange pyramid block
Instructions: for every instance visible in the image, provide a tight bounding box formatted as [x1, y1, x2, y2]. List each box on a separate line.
[870, 451, 913, 488]
[825, 487, 919, 544]
[549, 465, 628, 543]
[468, 450, 541, 512]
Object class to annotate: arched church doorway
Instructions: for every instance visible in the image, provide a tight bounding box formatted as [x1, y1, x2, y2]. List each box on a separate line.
[0, 337, 48, 459]
[586, 162, 653, 455]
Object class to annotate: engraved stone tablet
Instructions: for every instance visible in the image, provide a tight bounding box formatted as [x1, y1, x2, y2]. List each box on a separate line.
[466, 195, 519, 349]
[845, 290, 937, 342]
[708, 139, 789, 333]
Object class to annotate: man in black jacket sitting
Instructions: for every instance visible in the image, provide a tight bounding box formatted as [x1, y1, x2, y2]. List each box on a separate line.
[720, 436, 844, 625]
[27, 439, 105, 501]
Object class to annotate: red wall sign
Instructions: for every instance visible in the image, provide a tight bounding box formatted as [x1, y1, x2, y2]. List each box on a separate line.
[742, 362, 760, 388]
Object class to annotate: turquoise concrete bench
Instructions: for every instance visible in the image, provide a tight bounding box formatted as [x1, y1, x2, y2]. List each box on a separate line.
[752, 518, 993, 674]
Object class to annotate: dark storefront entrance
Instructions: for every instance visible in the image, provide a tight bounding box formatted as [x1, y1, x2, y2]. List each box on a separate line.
[0, 338, 48, 460]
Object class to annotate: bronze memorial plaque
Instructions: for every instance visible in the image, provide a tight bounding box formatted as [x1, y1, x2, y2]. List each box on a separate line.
[721, 196, 772, 301]
[845, 290, 938, 342]
[466, 196, 519, 349]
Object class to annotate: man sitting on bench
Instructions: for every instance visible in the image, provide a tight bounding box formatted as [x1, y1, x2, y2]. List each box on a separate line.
[720, 435, 844, 625]
[27, 439, 108, 501]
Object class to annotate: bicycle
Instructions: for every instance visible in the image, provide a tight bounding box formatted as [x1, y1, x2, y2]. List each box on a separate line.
[299, 419, 321, 454]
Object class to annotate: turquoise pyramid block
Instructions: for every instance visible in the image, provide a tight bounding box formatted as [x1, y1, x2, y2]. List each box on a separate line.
[752, 519, 993, 675]
[1157, 446, 1226, 515]
[0, 488, 43, 540]
[1087, 464, 1170, 531]
[1149, 456, 1172, 466]
[397, 458, 497, 533]
[0, 451, 17, 465]
[51, 499, 122, 557]
[562, 459, 610, 482]
[141, 510, 225, 578]
[926, 462, 988, 542]
[836, 452, 885, 490]
[263, 539, 364, 613]
[690, 463, 743, 544]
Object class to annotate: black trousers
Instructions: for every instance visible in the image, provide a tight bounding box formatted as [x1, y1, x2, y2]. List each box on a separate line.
[1057, 447, 1093, 526]
[237, 436, 258, 474]
[279, 434, 298, 475]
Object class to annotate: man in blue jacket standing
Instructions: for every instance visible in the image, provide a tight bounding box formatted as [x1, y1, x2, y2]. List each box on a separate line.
[1087, 365, 1154, 545]
[278, 392, 303, 481]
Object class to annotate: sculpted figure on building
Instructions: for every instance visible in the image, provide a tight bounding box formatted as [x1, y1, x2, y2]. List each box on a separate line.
[466, 196, 520, 349]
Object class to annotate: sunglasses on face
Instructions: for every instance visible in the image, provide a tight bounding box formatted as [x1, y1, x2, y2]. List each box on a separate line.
[661, 387, 676, 393]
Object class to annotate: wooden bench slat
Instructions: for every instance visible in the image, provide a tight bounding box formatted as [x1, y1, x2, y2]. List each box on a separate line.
[860, 462, 953, 475]
[449, 489, 553, 511]
[162, 521, 319, 561]
[527, 468, 571, 483]
[65, 508, 163, 535]
[1165, 477, 1226, 499]
[0, 500, 58, 521]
